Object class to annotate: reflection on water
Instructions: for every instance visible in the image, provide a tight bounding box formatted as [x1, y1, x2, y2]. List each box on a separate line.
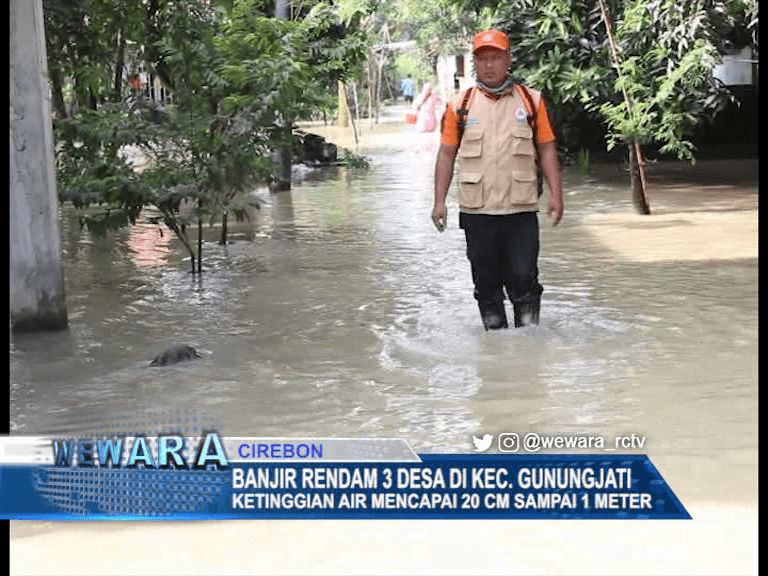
[9, 134, 757, 506]
[125, 217, 172, 268]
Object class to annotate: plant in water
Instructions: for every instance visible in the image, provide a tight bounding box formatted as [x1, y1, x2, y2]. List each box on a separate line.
[575, 148, 591, 175]
[339, 148, 371, 169]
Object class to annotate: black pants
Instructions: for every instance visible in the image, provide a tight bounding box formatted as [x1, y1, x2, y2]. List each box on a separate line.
[459, 211, 543, 328]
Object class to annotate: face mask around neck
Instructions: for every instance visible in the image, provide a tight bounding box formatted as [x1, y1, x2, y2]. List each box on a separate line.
[476, 76, 515, 95]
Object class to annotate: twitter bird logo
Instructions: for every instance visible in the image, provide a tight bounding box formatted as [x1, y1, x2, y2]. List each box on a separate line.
[472, 434, 493, 452]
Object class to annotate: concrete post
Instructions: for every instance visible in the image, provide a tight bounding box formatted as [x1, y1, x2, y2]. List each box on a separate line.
[275, 0, 290, 19]
[10, 0, 68, 332]
[271, 0, 292, 192]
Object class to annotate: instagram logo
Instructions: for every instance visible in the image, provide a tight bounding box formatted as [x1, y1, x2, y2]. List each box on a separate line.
[498, 433, 520, 452]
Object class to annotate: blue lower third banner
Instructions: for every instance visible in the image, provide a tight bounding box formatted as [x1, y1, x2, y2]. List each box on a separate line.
[0, 436, 690, 519]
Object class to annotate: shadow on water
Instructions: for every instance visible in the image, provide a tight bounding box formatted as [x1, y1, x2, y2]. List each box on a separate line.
[10, 126, 757, 504]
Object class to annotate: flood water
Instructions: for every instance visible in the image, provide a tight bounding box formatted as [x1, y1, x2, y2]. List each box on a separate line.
[9, 117, 758, 575]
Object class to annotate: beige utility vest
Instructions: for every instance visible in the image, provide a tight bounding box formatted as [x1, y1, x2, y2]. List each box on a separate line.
[456, 87, 540, 214]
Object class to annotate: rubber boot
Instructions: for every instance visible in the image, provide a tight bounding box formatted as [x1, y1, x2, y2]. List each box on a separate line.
[476, 290, 508, 330]
[513, 297, 540, 328]
[482, 310, 508, 330]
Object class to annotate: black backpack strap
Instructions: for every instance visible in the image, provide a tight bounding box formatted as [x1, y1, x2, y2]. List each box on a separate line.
[456, 87, 476, 146]
[515, 84, 538, 141]
[515, 84, 546, 197]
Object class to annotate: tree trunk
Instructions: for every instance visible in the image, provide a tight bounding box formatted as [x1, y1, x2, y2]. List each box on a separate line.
[352, 81, 361, 133]
[339, 81, 358, 147]
[144, 0, 175, 91]
[220, 210, 228, 245]
[197, 201, 203, 273]
[628, 143, 651, 215]
[271, 123, 292, 192]
[113, 30, 126, 103]
[367, 51, 374, 128]
[598, 0, 651, 215]
[48, 67, 68, 119]
[338, 80, 348, 127]
[44, 30, 68, 119]
[376, 51, 385, 122]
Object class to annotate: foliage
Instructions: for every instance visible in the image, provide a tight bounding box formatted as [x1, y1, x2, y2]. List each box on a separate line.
[590, 34, 720, 159]
[48, 0, 371, 270]
[595, 1, 731, 160]
[339, 148, 371, 169]
[575, 148, 592, 175]
[382, 0, 494, 65]
[393, 53, 434, 85]
[483, 0, 755, 162]
[54, 102, 150, 235]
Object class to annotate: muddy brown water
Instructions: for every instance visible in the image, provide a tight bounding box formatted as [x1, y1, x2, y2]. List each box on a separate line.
[9, 113, 758, 575]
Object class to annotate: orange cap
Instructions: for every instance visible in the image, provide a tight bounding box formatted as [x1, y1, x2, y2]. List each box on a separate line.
[472, 29, 510, 53]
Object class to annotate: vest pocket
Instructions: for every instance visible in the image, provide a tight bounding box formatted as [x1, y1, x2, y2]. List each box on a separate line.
[511, 121, 533, 139]
[511, 170, 538, 205]
[459, 172, 484, 208]
[510, 123, 535, 156]
[459, 127, 483, 158]
[512, 138, 536, 157]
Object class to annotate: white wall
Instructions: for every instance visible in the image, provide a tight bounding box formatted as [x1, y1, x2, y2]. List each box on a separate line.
[713, 46, 754, 86]
[436, 51, 475, 102]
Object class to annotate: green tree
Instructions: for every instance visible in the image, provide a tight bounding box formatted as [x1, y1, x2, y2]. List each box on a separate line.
[456, 0, 756, 213]
[49, 0, 370, 272]
[385, 0, 494, 67]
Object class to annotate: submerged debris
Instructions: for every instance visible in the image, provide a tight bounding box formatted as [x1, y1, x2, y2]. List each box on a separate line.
[150, 344, 202, 367]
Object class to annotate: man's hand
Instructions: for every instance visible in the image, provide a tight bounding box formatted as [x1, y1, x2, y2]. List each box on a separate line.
[433, 143, 457, 233]
[432, 202, 447, 232]
[547, 195, 563, 226]
[538, 141, 563, 227]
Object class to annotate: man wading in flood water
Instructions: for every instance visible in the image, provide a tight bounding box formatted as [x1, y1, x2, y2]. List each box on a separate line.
[431, 29, 564, 330]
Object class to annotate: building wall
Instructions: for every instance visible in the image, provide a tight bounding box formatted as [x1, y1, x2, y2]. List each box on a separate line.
[713, 46, 754, 86]
[436, 51, 474, 102]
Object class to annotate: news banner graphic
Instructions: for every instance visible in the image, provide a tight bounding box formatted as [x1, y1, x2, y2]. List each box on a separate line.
[0, 434, 691, 519]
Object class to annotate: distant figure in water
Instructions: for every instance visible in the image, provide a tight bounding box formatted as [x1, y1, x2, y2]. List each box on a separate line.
[400, 75, 415, 104]
[151, 344, 202, 366]
[413, 83, 442, 133]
